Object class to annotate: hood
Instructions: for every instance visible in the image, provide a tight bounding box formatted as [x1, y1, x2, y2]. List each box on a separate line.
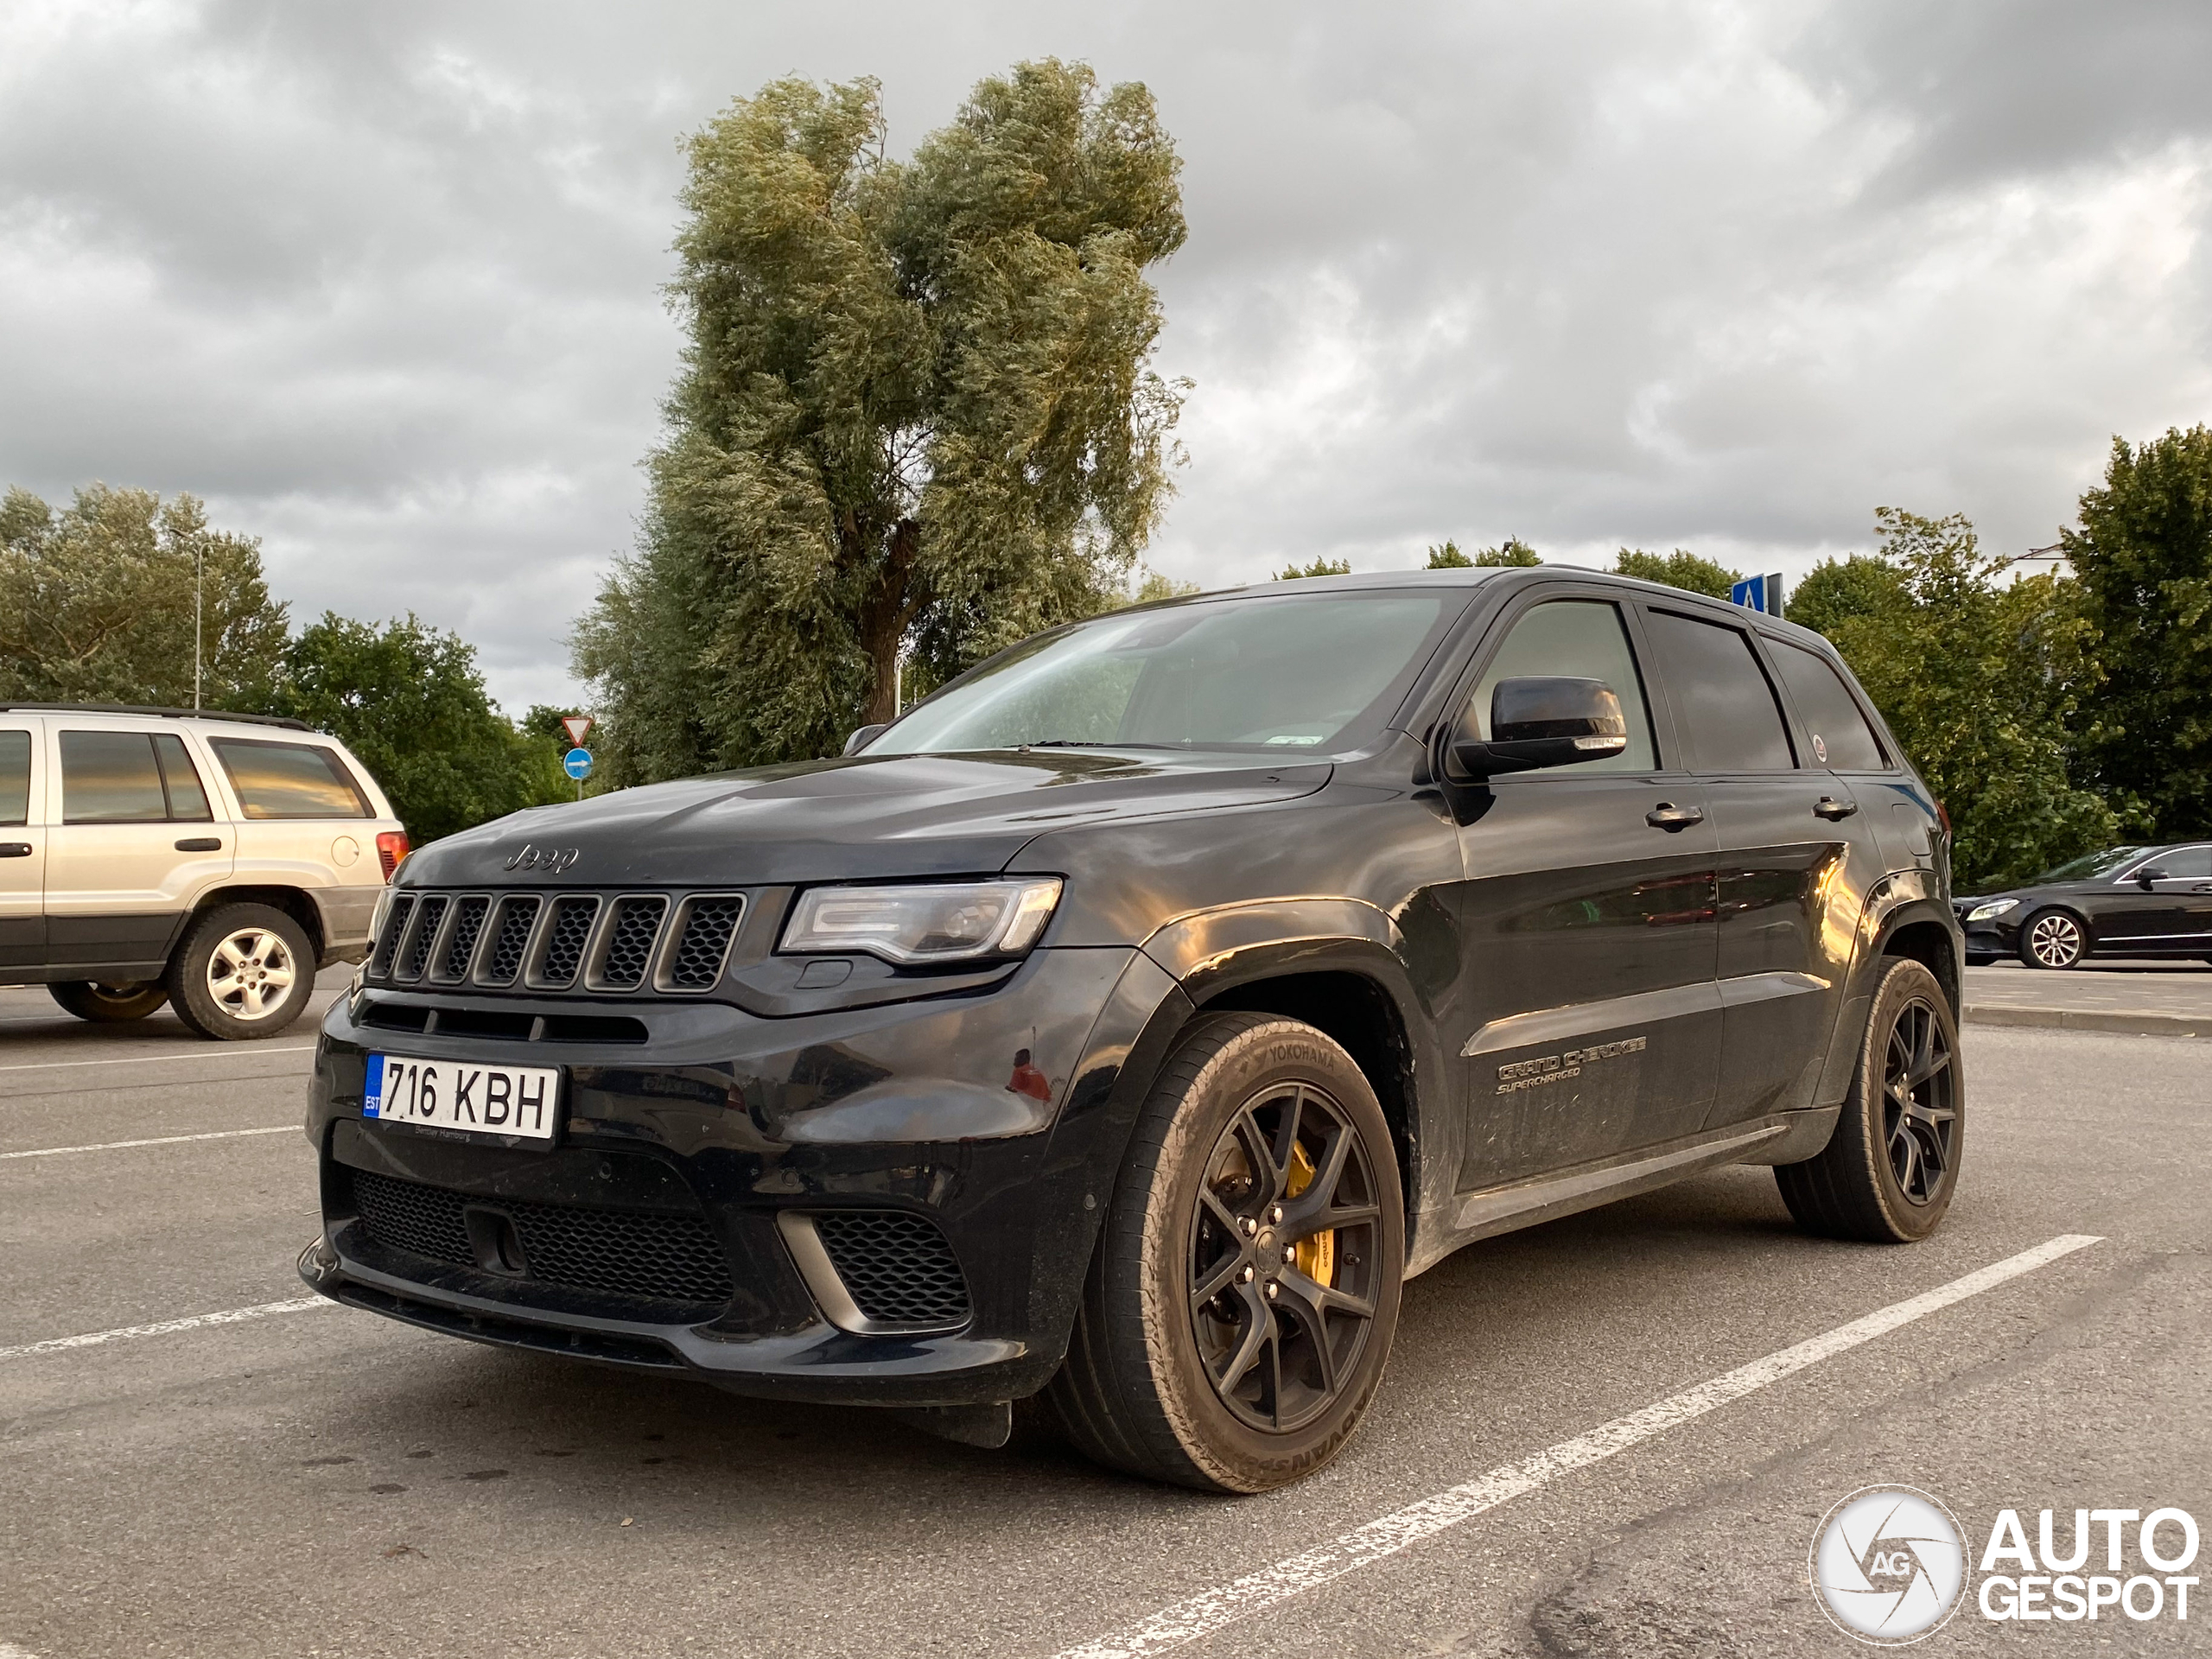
[403, 749, 1333, 888]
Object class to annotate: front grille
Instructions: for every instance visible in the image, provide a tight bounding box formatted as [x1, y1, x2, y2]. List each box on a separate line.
[813, 1211, 972, 1330]
[350, 1168, 734, 1311]
[364, 887, 743, 998]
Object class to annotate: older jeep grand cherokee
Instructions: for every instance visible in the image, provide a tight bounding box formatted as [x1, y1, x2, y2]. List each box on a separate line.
[300, 567, 1965, 1492]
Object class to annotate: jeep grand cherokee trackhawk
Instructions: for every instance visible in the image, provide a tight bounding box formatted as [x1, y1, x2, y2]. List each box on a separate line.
[300, 567, 1965, 1492]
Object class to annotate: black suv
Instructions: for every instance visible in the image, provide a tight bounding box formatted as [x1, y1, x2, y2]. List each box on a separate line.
[301, 568, 1965, 1493]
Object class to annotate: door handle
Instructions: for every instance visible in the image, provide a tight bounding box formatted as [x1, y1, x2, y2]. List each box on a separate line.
[175, 836, 224, 852]
[1813, 796, 1859, 821]
[0, 842, 29, 857]
[1645, 803, 1705, 831]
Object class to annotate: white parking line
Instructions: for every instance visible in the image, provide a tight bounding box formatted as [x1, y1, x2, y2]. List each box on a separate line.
[0, 1295, 335, 1361]
[0, 1125, 296, 1160]
[0, 1045, 315, 1073]
[1055, 1232, 2104, 1659]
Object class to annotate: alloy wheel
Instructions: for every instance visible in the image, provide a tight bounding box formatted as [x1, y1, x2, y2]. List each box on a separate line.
[2027, 912, 2083, 969]
[1882, 996, 1957, 1205]
[206, 928, 298, 1021]
[1187, 1080, 1382, 1433]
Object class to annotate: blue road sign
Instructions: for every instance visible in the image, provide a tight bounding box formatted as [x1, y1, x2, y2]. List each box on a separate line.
[1731, 575, 1766, 613]
[563, 747, 593, 780]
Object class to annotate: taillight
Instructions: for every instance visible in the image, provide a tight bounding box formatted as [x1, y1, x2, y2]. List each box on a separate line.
[1935, 799, 1952, 838]
[376, 830, 410, 880]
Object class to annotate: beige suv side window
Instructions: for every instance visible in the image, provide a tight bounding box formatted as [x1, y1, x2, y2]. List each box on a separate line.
[208, 738, 372, 819]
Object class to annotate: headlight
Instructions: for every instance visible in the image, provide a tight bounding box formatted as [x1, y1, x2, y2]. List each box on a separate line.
[780, 879, 1063, 965]
[1966, 899, 2018, 922]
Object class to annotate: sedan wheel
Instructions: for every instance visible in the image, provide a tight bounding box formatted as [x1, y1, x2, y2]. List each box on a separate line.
[2021, 910, 2085, 969]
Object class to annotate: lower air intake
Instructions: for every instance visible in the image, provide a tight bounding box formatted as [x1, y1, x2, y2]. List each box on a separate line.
[811, 1211, 973, 1331]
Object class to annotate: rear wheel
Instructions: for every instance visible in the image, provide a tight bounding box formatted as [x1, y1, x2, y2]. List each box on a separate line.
[2019, 909, 2085, 969]
[48, 980, 168, 1022]
[1048, 1013, 1404, 1492]
[167, 903, 316, 1040]
[1777, 957, 1963, 1243]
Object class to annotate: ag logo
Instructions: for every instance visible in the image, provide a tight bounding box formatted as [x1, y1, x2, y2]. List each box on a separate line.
[503, 843, 580, 874]
[1810, 1486, 1969, 1644]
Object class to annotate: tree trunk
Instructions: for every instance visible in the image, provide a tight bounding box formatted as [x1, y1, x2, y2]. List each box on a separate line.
[856, 518, 922, 727]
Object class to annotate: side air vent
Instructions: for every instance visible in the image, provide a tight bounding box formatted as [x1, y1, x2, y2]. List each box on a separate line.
[433, 894, 490, 983]
[528, 896, 601, 989]
[588, 896, 667, 991]
[477, 894, 541, 987]
[369, 894, 416, 979]
[660, 895, 744, 992]
[397, 895, 450, 982]
[796, 1211, 973, 1333]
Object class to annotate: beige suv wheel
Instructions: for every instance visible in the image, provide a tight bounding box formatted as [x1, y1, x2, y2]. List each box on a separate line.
[167, 903, 315, 1040]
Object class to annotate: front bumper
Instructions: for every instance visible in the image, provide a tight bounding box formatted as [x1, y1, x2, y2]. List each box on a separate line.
[300, 945, 1184, 1407]
[1955, 907, 2022, 961]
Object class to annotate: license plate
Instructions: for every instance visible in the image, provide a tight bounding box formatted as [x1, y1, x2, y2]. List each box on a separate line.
[363, 1053, 561, 1143]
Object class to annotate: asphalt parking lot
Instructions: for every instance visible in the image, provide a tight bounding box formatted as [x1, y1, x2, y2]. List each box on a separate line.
[2, 969, 2205, 1657]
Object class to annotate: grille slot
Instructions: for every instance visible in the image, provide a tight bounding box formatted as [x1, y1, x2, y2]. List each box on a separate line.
[369, 895, 416, 979]
[662, 895, 744, 991]
[589, 896, 668, 991]
[479, 895, 541, 986]
[350, 1168, 734, 1310]
[530, 897, 600, 988]
[434, 895, 490, 982]
[811, 1211, 972, 1331]
[397, 895, 450, 982]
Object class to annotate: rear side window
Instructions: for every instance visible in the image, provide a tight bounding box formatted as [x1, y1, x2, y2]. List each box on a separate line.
[60, 730, 218, 823]
[1770, 639, 1888, 770]
[210, 738, 372, 819]
[0, 730, 29, 826]
[1642, 610, 1796, 771]
[152, 734, 213, 820]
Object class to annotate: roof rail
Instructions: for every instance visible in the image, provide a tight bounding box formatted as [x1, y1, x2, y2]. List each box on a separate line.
[0, 702, 314, 733]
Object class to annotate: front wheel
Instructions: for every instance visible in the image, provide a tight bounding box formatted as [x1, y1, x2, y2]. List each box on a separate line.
[1047, 1013, 1405, 1492]
[1777, 957, 1964, 1243]
[2020, 909, 2085, 969]
[166, 903, 316, 1039]
[49, 980, 169, 1022]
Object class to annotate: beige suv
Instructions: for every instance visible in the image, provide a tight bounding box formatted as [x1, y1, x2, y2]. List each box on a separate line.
[0, 705, 406, 1039]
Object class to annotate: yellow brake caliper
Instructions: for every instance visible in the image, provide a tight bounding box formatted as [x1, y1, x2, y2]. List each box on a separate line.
[1287, 1141, 1335, 1287]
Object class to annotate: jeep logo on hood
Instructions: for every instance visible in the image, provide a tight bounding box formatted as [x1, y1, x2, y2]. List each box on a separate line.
[504, 843, 580, 874]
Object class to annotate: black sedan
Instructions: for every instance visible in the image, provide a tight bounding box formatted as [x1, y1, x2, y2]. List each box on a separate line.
[1955, 842, 2212, 968]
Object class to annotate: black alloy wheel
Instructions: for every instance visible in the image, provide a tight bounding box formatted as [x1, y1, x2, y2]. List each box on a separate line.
[1048, 1012, 1405, 1492]
[1776, 957, 1965, 1243]
[48, 980, 169, 1022]
[2021, 909, 2086, 969]
[1187, 1080, 1384, 1434]
[1878, 995, 1957, 1206]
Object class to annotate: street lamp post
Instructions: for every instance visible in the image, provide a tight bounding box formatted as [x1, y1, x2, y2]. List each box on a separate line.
[194, 545, 203, 710]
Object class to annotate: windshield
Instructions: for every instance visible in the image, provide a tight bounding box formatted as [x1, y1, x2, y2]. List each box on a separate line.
[871, 590, 1467, 756]
[2033, 846, 2144, 884]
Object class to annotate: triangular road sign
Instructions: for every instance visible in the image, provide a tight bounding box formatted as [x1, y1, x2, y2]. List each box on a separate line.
[561, 715, 594, 747]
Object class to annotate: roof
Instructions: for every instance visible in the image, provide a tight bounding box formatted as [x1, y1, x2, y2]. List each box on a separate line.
[0, 702, 314, 733]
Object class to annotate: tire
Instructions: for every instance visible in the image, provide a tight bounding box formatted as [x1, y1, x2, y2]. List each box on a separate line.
[1963, 954, 1997, 969]
[48, 980, 169, 1022]
[166, 903, 316, 1040]
[1776, 958, 1964, 1243]
[1046, 1012, 1405, 1493]
[2019, 909, 2086, 969]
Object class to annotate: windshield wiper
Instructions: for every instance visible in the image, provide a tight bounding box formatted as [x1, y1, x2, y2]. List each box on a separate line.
[1024, 739, 1184, 751]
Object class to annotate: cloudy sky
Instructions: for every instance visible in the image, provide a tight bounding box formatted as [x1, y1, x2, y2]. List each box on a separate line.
[5, 1, 2209, 714]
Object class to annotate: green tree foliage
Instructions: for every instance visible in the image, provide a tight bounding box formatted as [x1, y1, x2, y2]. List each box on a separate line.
[0, 484, 288, 708]
[574, 61, 1188, 785]
[1611, 547, 1740, 598]
[1129, 566, 1200, 603]
[1474, 537, 1541, 567]
[2062, 425, 2212, 838]
[1425, 539, 1471, 569]
[1794, 510, 2113, 890]
[271, 615, 567, 842]
[1275, 556, 1351, 580]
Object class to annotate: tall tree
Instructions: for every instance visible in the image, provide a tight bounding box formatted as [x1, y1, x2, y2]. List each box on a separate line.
[0, 484, 288, 708]
[273, 614, 565, 842]
[1611, 547, 1739, 598]
[574, 61, 1187, 783]
[1276, 556, 1351, 580]
[1425, 539, 1471, 568]
[1797, 510, 2113, 889]
[2062, 425, 2212, 838]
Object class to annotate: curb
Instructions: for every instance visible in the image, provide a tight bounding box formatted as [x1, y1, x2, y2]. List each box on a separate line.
[1964, 1005, 2204, 1039]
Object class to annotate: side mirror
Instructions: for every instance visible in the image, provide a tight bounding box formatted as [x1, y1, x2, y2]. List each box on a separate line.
[2135, 866, 2166, 887]
[842, 723, 888, 757]
[1452, 677, 1629, 782]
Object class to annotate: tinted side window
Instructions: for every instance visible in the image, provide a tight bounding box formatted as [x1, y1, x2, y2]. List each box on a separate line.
[152, 734, 213, 821]
[0, 730, 29, 826]
[211, 739, 372, 819]
[61, 731, 168, 823]
[1643, 610, 1796, 771]
[1770, 639, 1887, 770]
[1468, 600, 1657, 772]
[2151, 847, 2212, 880]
